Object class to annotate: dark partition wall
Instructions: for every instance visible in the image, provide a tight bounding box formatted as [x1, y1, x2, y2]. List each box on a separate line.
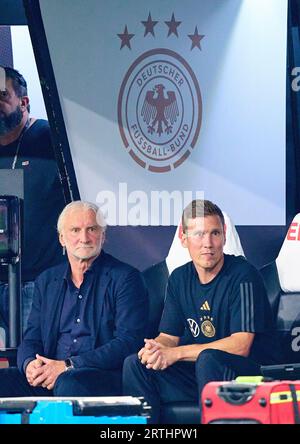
[0, 26, 13, 66]
[0, 0, 26, 25]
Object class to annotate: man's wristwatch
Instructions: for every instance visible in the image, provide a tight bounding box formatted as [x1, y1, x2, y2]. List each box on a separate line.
[64, 358, 74, 371]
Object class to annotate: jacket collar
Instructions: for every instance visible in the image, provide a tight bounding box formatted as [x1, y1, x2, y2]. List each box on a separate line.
[43, 251, 113, 354]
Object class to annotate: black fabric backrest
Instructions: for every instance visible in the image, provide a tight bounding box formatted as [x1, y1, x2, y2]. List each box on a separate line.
[142, 261, 193, 344]
[260, 261, 300, 363]
[142, 260, 169, 338]
[259, 261, 282, 320]
[277, 292, 300, 362]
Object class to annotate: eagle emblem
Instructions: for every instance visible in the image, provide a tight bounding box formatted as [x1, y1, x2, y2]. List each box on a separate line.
[141, 84, 179, 136]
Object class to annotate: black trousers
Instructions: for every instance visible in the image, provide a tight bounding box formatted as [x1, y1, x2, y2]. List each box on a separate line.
[0, 367, 122, 397]
[123, 349, 261, 423]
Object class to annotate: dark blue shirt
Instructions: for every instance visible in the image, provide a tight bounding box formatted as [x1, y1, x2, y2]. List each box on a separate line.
[55, 264, 96, 360]
[159, 254, 280, 365]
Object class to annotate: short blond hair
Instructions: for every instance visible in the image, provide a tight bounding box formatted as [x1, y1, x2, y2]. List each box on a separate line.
[182, 199, 225, 233]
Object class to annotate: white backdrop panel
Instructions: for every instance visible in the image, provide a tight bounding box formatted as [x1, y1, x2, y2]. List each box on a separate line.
[38, 0, 287, 225]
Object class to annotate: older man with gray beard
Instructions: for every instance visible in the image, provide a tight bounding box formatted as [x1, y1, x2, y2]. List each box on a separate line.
[0, 201, 148, 397]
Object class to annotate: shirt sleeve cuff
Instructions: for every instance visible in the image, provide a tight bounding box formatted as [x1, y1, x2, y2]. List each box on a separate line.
[23, 358, 34, 375]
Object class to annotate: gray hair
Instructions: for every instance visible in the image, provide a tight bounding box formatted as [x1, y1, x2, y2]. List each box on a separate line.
[57, 201, 107, 234]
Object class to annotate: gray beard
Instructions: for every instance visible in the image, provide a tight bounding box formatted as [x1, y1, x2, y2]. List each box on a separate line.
[0, 106, 23, 136]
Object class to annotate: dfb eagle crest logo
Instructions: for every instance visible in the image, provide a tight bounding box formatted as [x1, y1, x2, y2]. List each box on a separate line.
[142, 84, 179, 137]
[118, 49, 202, 173]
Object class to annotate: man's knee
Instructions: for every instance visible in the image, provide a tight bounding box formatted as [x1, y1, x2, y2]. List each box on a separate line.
[0, 367, 21, 382]
[195, 349, 226, 373]
[53, 370, 75, 396]
[0, 367, 29, 397]
[123, 354, 145, 395]
[123, 354, 140, 375]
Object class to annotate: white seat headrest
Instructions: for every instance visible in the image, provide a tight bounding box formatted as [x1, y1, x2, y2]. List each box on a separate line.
[166, 212, 244, 274]
[276, 213, 300, 292]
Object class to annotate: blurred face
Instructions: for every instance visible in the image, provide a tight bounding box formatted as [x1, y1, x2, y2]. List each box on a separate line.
[181, 215, 226, 277]
[0, 78, 24, 135]
[59, 208, 104, 262]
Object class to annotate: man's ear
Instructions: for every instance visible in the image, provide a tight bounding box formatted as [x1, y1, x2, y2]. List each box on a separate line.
[101, 230, 106, 247]
[59, 232, 65, 247]
[223, 223, 227, 246]
[181, 232, 188, 248]
[20, 96, 29, 111]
